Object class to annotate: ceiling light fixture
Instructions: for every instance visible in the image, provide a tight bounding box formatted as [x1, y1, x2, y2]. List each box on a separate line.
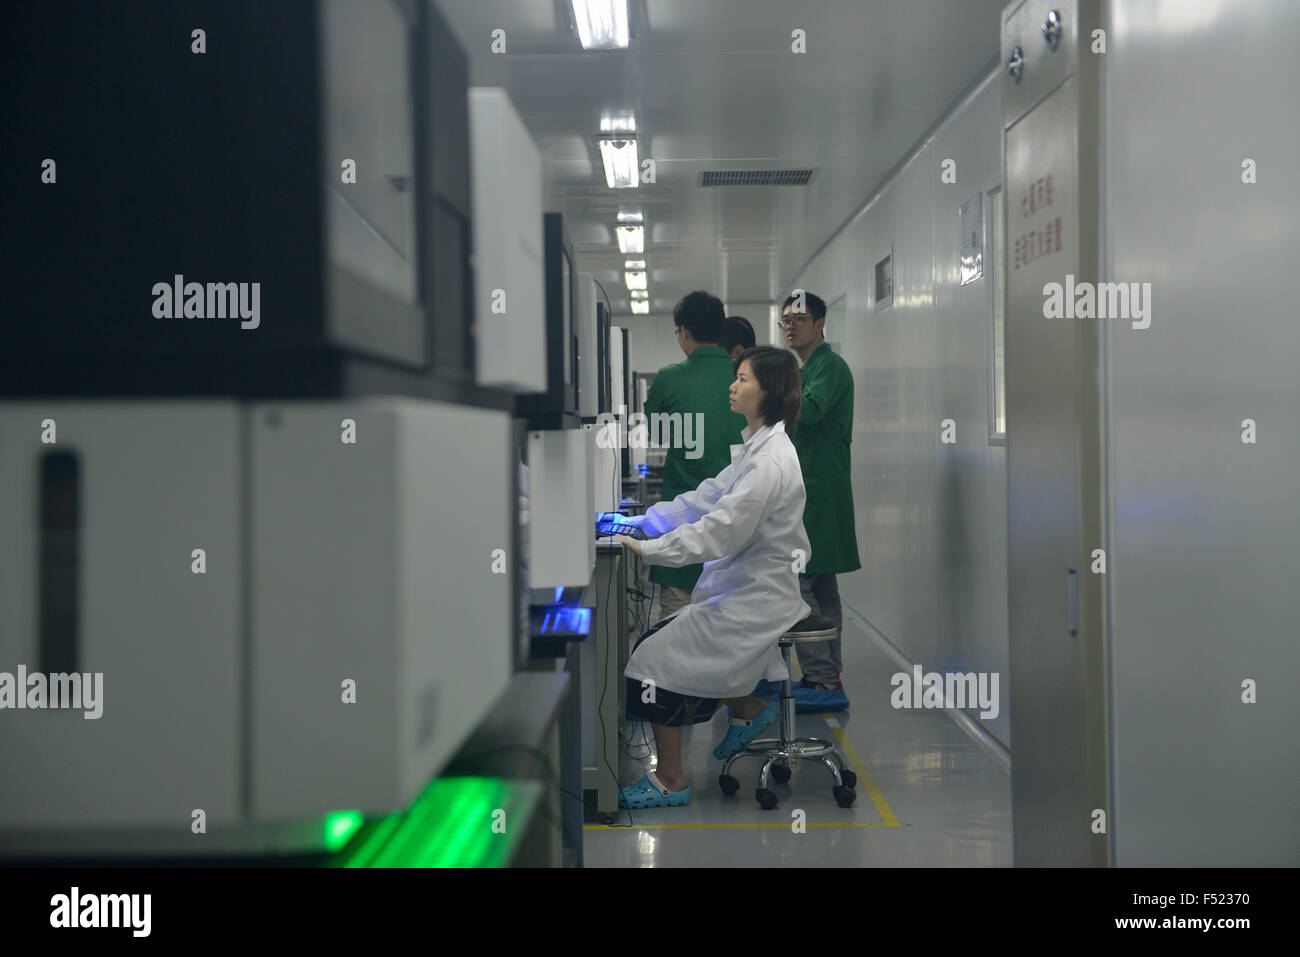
[629, 290, 649, 300]
[624, 270, 647, 291]
[616, 210, 643, 223]
[600, 113, 636, 134]
[616, 225, 644, 253]
[630, 300, 650, 314]
[571, 0, 630, 50]
[599, 138, 639, 188]
[623, 260, 646, 270]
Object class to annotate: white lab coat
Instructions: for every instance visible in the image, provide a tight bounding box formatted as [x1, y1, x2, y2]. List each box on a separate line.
[624, 421, 812, 699]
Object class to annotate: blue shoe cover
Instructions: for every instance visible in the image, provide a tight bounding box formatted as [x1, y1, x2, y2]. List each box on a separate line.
[792, 683, 849, 713]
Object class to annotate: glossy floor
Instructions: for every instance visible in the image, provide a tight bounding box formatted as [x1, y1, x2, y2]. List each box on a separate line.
[582, 601, 1012, 867]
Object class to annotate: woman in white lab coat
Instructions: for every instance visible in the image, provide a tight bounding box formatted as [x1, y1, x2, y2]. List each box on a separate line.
[605, 346, 811, 809]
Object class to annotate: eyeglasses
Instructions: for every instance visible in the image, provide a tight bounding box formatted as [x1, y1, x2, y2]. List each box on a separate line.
[777, 315, 811, 328]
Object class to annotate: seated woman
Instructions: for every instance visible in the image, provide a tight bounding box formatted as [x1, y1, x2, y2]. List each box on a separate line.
[604, 346, 810, 809]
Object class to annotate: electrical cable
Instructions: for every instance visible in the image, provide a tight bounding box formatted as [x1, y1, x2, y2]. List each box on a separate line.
[591, 277, 615, 324]
[595, 532, 634, 828]
[619, 555, 658, 763]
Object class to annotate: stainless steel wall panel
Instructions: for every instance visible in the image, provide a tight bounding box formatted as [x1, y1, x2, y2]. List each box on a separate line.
[1102, 0, 1300, 866]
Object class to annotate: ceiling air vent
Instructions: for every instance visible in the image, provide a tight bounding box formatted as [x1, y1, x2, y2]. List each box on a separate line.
[699, 169, 816, 187]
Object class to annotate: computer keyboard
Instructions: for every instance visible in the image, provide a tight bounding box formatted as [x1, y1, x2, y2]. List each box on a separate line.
[595, 515, 647, 540]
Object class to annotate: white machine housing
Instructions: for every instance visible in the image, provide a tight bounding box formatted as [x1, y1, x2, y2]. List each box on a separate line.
[469, 87, 546, 393]
[586, 421, 619, 516]
[525, 428, 595, 589]
[0, 398, 515, 854]
[248, 399, 514, 822]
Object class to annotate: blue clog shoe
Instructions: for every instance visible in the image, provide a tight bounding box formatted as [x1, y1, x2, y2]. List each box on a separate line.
[618, 771, 691, 809]
[712, 703, 779, 759]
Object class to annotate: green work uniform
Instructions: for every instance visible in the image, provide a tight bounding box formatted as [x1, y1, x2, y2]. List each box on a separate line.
[791, 341, 861, 574]
[643, 345, 747, 590]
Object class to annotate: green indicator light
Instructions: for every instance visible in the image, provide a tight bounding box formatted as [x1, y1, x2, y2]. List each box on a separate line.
[341, 814, 402, 869]
[337, 777, 518, 868]
[322, 810, 364, 853]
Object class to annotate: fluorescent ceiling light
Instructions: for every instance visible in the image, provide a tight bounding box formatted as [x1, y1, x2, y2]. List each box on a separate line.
[624, 270, 647, 290]
[572, 0, 630, 50]
[630, 300, 650, 314]
[623, 260, 646, 269]
[600, 113, 636, 133]
[617, 210, 643, 223]
[629, 290, 649, 300]
[616, 225, 644, 253]
[599, 138, 639, 188]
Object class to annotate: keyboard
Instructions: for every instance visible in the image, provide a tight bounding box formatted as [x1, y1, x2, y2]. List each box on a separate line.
[595, 517, 647, 540]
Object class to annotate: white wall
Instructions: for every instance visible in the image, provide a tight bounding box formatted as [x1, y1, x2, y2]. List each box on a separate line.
[622, 299, 777, 382]
[725, 301, 779, 347]
[621, 315, 685, 382]
[789, 68, 1011, 748]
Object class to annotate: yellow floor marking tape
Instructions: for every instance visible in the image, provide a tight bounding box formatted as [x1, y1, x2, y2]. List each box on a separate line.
[591, 708, 901, 830]
[821, 713, 899, 826]
[594, 657, 900, 830]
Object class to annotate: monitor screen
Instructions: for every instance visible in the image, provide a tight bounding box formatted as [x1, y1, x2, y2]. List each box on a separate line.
[320, 0, 431, 370]
[322, 0, 418, 305]
[521, 212, 578, 425]
[595, 302, 608, 414]
[561, 248, 574, 389]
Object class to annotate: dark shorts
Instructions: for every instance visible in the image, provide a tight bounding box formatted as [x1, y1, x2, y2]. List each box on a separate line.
[625, 617, 722, 727]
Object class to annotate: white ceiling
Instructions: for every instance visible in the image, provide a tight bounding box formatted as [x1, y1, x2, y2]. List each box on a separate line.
[435, 0, 1005, 315]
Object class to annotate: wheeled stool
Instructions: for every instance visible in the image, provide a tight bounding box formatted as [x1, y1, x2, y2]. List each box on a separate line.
[718, 615, 858, 810]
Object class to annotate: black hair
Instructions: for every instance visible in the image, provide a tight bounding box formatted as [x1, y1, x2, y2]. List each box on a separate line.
[781, 289, 828, 321]
[719, 315, 756, 353]
[734, 346, 801, 432]
[673, 290, 725, 344]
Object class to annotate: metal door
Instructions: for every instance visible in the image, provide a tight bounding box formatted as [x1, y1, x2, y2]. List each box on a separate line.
[1001, 0, 1108, 866]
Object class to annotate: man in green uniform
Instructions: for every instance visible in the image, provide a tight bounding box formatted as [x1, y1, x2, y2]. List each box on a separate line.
[644, 290, 748, 619]
[781, 290, 860, 712]
[718, 314, 756, 362]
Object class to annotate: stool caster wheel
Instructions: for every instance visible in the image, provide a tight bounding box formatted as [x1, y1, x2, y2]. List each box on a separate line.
[833, 786, 856, 808]
[840, 770, 857, 788]
[718, 774, 740, 797]
[756, 788, 779, 810]
[770, 763, 792, 784]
